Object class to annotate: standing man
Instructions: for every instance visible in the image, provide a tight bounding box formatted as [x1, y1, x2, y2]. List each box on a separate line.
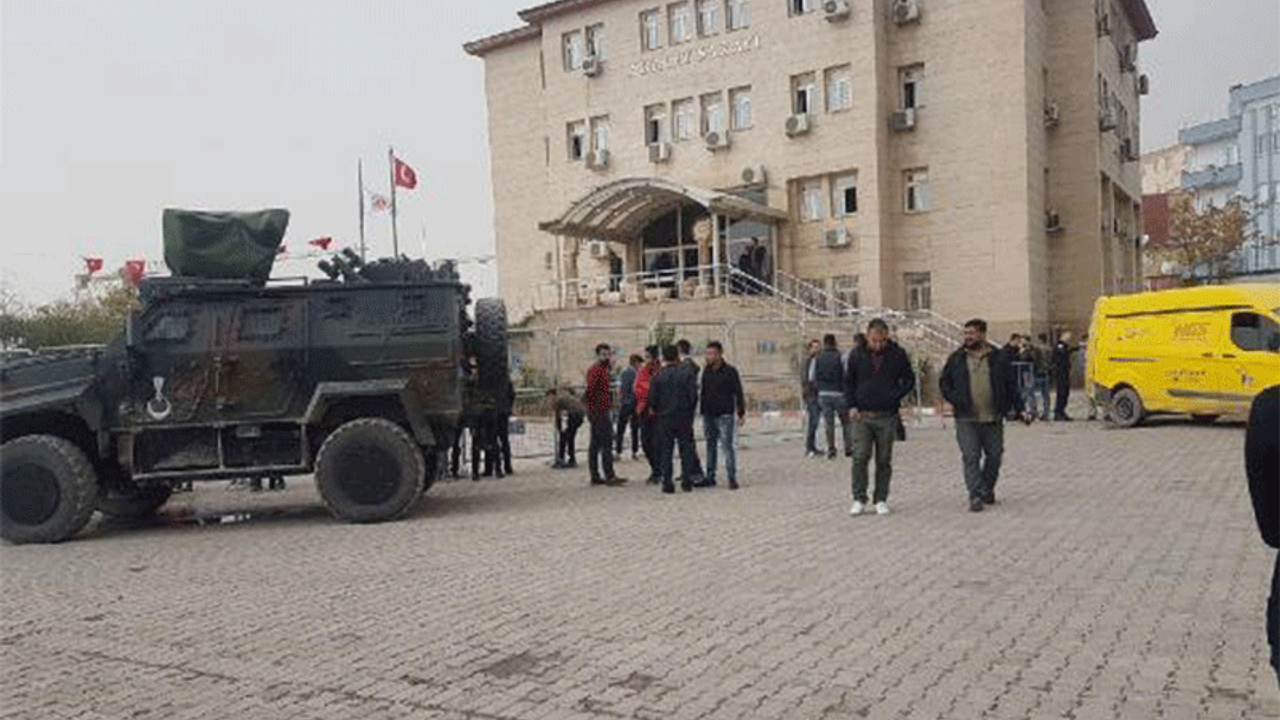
[801, 339, 821, 457]
[649, 345, 701, 493]
[635, 345, 662, 483]
[812, 334, 852, 460]
[1051, 330, 1076, 421]
[940, 319, 1030, 512]
[845, 319, 915, 516]
[584, 343, 625, 486]
[675, 339, 706, 485]
[700, 341, 746, 490]
[1246, 385, 1279, 687]
[1033, 333, 1052, 421]
[494, 376, 515, 476]
[546, 388, 585, 469]
[615, 354, 642, 459]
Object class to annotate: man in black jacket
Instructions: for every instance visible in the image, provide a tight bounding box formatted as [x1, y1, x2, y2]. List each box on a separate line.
[812, 334, 852, 459]
[675, 339, 706, 484]
[700, 341, 746, 490]
[649, 345, 702, 493]
[615, 354, 642, 459]
[844, 319, 915, 516]
[940, 318, 1031, 512]
[1247, 385, 1280, 687]
[1051, 330, 1076, 421]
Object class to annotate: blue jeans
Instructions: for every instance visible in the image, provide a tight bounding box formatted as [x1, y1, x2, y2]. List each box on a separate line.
[704, 414, 738, 484]
[819, 394, 852, 456]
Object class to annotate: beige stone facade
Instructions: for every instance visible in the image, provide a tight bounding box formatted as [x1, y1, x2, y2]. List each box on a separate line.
[466, 0, 1156, 337]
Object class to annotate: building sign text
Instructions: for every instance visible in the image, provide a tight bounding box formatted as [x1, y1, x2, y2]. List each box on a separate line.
[629, 34, 762, 77]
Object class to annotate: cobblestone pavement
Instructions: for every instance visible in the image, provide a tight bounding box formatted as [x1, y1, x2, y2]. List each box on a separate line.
[2, 416, 1276, 720]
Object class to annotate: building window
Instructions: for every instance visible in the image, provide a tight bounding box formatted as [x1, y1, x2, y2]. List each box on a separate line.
[669, 2, 693, 44]
[645, 103, 667, 144]
[585, 23, 605, 59]
[641, 9, 663, 50]
[700, 92, 725, 135]
[567, 120, 587, 161]
[755, 339, 779, 355]
[545, 252, 553, 270]
[825, 64, 852, 113]
[726, 0, 750, 29]
[800, 178, 825, 221]
[1258, 135, 1269, 158]
[832, 274, 859, 308]
[905, 168, 930, 212]
[590, 115, 610, 152]
[904, 272, 931, 311]
[672, 97, 696, 141]
[562, 30, 583, 71]
[697, 0, 719, 36]
[730, 86, 753, 129]
[831, 172, 857, 216]
[791, 71, 817, 115]
[1227, 143, 1240, 165]
[900, 64, 924, 109]
[789, 0, 816, 16]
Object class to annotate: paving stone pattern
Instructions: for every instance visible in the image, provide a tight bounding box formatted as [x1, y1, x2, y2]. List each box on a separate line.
[2, 419, 1276, 719]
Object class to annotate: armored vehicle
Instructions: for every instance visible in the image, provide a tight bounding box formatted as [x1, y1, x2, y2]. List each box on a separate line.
[0, 209, 508, 543]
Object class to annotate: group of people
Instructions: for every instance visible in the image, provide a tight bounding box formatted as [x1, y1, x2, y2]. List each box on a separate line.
[1002, 331, 1092, 422]
[548, 338, 747, 493]
[451, 356, 515, 481]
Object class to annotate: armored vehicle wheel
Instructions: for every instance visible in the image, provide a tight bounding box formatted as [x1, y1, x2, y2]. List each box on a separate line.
[315, 418, 425, 523]
[98, 483, 173, 519]
[474, 298, 509, 389]
[1, 435, 99, 544]
[1109, 387, 1144, 428]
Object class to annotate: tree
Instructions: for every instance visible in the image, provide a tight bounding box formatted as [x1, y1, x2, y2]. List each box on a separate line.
[1153, 193, 1254, 282]
[1, 282, 138, 350]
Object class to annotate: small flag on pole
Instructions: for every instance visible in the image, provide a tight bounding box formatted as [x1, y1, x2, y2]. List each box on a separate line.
[367, 191, 391, 213]
[84, 257, 103, 274]
[393, 156, 418, 190]
[308, 237, 334, 250]
[123, 260, 146, 287]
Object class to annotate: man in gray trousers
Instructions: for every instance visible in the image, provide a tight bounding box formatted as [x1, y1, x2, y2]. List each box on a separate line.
[844, 319, 915, 516]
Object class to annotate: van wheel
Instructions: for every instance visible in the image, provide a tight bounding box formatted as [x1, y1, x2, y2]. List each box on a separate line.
[1110, 387, 1144, 428]
[315, 418, 425, 523]
[1190, 414, 1220, 425]
[1, 435, 99, 544]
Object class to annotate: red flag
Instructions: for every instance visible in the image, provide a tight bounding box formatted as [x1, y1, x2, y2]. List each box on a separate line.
[368, 193, 390, 213]
[84, 257, 103, 274]
[308, 237, 334, 250]
[277, 244, 288, 256]
[393, 157, 418, 190]
[123, 260, 146, 287]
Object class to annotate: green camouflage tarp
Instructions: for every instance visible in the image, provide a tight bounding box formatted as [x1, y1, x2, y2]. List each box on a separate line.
[162, 208, 289, 284]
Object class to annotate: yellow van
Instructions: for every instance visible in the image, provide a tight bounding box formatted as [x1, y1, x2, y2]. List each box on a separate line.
[1087, 284, 1280, 427]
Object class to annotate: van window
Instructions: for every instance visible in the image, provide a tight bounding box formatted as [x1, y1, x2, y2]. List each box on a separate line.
[1230, 312, 1280, 352]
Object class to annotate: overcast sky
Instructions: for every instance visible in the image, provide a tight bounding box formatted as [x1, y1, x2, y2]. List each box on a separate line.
[1, 0, 1277, 306]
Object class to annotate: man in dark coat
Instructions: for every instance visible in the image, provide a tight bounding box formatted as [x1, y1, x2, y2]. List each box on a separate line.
[801, 339, 821, 457]
[1051, 330, 1077, 421]
[649, 344, 701, 493]
[675, 339, 706, 484]
[812, 334, 852, 459]
[940, 318, 1031, 512]
[1247, 385, 1280, 687]
[844, 319, 915, 515]
[615, 354, 642, 459]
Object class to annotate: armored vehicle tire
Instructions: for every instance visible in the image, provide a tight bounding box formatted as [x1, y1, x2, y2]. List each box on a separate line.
[1, 435, 99, 544]
[474, 298, 509, 389]
[315, 418, 425, 523]
[97, 483, 173, 519]
[1110, 387, 1144, 428]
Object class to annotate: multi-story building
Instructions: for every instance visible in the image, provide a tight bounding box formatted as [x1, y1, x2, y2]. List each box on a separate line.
[1177, 74, 1280, 277]
[465, 0, 1157, 337]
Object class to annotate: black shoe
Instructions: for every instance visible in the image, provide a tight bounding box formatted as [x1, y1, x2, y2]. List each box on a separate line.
[982, 494, 997, 505]
[728, 480, 740, 490]
[590, 478, 608, 485]
[844, 448, 854, 458]
[662, 482, 676, 494]
[827, 451, 836, 460]
[604, 476, 628, 486]
[471, 474, 481, 481]
[505, 467, 514, 476]
[681, 479, 693, 492]
[969, 498, 985, 512]
[566, 460, 578, 468]
[646, 475, 660, 485]
[1054, 414, 1071, 422]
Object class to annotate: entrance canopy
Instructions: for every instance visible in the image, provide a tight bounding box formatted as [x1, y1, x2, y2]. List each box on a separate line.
[538, 177, 787, 242]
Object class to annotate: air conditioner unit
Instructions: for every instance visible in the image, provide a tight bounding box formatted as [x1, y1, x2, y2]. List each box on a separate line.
[1046, 211, 1063, 234]
[1098, 105, 1118, 132]
[1096, 13, 1111, 37]
[1121, 138, 1139, 162]
[648, 142, 672, 163]
[785, 114, 811, 137]
[704, 130, 731, 151]
[588, 240, 609, 259]
[1137, 74, 1150, 95]
[1044, 102, 1061, 128]
[892, 0, 921, 25]
[824, 227, 853, 248]
[741, 165, 767, 185]
[582, 55, 602, 77]
[823, 0, 850, 21]
[890, 108, 917, 132]
[585, 148, 610, 169]
[1119, 45, 1136, 73]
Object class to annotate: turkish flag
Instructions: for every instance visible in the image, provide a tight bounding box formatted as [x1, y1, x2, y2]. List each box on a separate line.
[84, 257, 104, 274]
[308, 237, 334, 250]
[123, 260, 146, 286]
[393, 157, 418, 190]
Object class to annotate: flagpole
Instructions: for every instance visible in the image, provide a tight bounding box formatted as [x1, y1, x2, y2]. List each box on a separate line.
[389, 145, 399, 258]
[357, 159, 367, 261]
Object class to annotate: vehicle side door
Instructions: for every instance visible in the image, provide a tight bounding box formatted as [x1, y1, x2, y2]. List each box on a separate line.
[1219, 310, 1280, 412]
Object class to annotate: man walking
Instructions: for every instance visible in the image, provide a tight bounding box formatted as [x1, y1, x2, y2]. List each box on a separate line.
[649, 345, 701, 493]
[811, 334, 852, 460]
[585, 343, 625, 486]
[845, 319, 915, 516]
[1051, 330, 1076, 421]
[700, 341, 745, 490]
[546, 388, 584, 468]
[615, 354, 642, 459]
[801, 339, 821, 457]
[940, 319, 1030, 512]
[1246, 385, 1279, 688]
[635, 345, 662, 483]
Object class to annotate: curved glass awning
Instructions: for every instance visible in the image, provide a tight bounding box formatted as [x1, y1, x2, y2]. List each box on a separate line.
[538, 177, 787, 242]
